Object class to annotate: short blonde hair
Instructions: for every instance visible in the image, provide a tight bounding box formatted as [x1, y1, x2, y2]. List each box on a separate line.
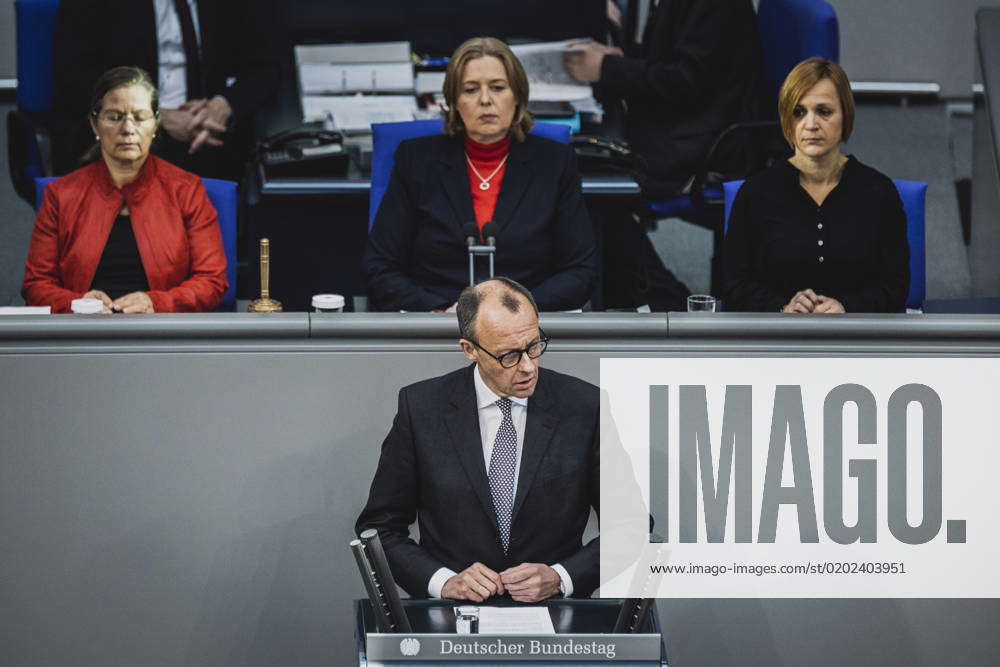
[778, 57, 855, 146]
[442, 37, 533, 142]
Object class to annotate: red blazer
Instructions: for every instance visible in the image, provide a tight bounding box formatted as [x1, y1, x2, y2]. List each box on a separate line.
[22, 156, 228, 313]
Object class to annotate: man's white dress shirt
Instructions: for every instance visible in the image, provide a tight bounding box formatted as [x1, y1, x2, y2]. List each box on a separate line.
[153, 0, 201, 108]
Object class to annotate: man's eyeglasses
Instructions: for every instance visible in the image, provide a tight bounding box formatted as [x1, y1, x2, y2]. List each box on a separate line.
[469, 328, 549, 368]
[94, 110, 157, 126]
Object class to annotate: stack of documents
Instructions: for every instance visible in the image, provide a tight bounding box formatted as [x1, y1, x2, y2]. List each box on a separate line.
[296, 41, 418, 130]
[296, 42, 414, 94]
[301, 94, 418, 133]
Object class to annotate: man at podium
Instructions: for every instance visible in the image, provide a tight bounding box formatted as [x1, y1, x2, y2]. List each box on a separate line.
[356, 277, 599, 602]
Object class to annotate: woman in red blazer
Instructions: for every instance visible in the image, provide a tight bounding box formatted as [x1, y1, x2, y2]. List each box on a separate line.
[22, 66, 227, 313]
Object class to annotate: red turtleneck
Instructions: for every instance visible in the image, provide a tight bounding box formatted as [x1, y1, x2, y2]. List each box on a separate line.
[464, 134, 511, 232]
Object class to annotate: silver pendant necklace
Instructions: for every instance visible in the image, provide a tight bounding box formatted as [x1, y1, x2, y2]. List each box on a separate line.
[466, 153, 509, 191]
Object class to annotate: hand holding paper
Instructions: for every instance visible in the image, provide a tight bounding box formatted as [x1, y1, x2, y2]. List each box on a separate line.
[563, 41, 624, 83]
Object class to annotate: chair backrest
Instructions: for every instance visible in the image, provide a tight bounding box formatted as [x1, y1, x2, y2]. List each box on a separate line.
[756, 0, 839, 102]
[368, 120, 571, 229]
[201, 178, 239, 310]
[35, 175, 239, 311]
[723, 178, 927, 310]
[15, 0, 60, 114]
[893, 180, 927, 309]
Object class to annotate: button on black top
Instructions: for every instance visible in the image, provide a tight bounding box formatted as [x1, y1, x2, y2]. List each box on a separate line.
[91, 215, 150, 299]
[723, 156, 910, 313]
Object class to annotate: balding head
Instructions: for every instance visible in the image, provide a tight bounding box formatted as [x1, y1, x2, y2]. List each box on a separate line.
[456, 277, 538, 342]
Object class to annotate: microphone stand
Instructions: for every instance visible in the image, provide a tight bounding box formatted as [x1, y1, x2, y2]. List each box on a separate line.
[464, 222, 497, 286]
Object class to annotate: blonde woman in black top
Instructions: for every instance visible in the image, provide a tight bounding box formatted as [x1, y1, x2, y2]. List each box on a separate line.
[723, 58, 909, 313]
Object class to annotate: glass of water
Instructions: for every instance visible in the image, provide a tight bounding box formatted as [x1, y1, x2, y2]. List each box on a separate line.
[455, 606, 480, 634]
[687, 295, 717, 312]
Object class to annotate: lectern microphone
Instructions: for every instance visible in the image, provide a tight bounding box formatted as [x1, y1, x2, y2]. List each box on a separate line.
[350, 539, 392, 632]
[613, 597, 654, 633]
[350, 529, 412, 633]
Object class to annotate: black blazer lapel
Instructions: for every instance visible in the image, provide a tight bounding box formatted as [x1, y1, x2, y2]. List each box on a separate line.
[437, 139, 476, 232]
[511, 372, 557, 523]
[444, 366, 501, 536]
[491, 138, 533, 235]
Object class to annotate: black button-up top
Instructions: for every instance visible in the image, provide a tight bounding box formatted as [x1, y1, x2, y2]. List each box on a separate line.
[723, 156, 910, 313]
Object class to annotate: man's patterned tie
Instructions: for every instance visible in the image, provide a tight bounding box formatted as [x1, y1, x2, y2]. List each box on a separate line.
[488, 398, 518, 553]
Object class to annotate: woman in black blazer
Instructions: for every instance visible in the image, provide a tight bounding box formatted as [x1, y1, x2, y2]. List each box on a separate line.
[363, 37, 598, 312]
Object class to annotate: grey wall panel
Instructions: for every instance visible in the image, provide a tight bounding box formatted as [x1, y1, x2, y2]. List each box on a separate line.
[0, 1, 13, 80]
[0, 351, 459, 666]
[830, 0, 994, 99]
[971, 9, 1000, 296]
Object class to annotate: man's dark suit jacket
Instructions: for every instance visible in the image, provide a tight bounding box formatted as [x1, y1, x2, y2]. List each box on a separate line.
[356, 365, 600, 599]
[363, 134, 598, 312]
[598, 0, 764, 198]
[51, 0, 280, 174]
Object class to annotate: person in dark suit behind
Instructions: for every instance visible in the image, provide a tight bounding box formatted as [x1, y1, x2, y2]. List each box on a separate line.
[52, 0, 280, 179]
[565, 0, 763, 198]
[356, 277, 600, 601]
[363, 37, 598, 313]
[723, 58, 909, 313]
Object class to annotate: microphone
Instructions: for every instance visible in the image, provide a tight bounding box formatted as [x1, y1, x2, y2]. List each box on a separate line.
[463, 222, 479, 286]
[481, 221, 497, 248]
[462, 222, 478, 248]
[480, 222, 497, 279]
[351, 529, 412, 633]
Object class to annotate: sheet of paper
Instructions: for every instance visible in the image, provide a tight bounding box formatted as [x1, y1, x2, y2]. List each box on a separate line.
[509, 39, 592, 56]
[301, 94, 417, 130]
[475, 606, 555, 635]
[0, 306, 51, 315]
[529, 82, 595, 102]
[510, 39, 595, 101]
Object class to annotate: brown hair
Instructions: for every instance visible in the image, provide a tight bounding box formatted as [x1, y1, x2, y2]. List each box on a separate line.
[82, 66, 159, 163]
[442, 37, 533, 141]
[778, 57, 855, 147]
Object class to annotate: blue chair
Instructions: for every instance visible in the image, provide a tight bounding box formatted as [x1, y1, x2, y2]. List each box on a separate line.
[369, 119, 571, 229]
[722, 179, 927, 310]
[757, 0, 839, 103]
[8, 0, 61, 205]
[35, 175, 239, 311]
[648, 0, 840, 292]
